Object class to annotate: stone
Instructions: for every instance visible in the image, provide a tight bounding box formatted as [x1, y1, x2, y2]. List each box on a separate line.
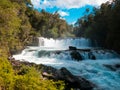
[88, 52, 96, 60]
[69, 46, 77, 50]
[70, 51, 83, 61]
[104, 64, 120, 71]
[42, 67, 95, 90]
[29, 37, 39, 46]
[9, 59, 96, 90]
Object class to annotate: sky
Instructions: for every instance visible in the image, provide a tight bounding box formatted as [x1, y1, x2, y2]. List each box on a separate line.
[31, 0, 109, 24]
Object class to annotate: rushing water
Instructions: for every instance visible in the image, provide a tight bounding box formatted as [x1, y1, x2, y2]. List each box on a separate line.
[13, 37, 120, 90]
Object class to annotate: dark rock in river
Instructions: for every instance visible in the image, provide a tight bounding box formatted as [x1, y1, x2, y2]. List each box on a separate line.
[88, 52, 96, 60]
[59, 67, 95, 90]
[69, 46, 77, 50]
[38, 50, 51, 57]
[70, 51, 83, 61]
[104, 64, 120, 71]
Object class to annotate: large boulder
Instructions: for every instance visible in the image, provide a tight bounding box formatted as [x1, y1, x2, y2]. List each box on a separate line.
[70, 51, 83, 61]
[104, 64, 120, 71]
[42, 67, 95, 90]
[69, 46, 77, 50]
[28, 37, 39, 46]
[10, 46, 25, 55]
[88, 52, 96, 60]
[58, 67, 95, 90]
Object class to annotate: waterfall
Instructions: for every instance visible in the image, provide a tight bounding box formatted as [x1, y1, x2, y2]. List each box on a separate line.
[38, 37, 92, 49]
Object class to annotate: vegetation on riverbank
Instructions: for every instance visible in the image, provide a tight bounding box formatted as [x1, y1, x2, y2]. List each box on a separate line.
[0, 0, 70, 89]
[0, 57, 65, 90]
[74, 0, 120, 53]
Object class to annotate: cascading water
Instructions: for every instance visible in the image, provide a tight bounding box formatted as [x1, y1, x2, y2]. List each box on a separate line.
[13, 37, 120, 90]
[38, 37, 92, 49]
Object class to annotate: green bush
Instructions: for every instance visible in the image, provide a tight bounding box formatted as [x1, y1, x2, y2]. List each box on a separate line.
[0, 58, 65, 90]
[0, 57, 14, 90]
[14, 65, 65, 90]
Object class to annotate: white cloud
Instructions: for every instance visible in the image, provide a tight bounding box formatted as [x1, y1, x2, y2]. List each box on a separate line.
[31, 0, 110, 9]
[58, 10, 69, 17]
[70, 21, 76, 25]
[31, 0, 40, 8]
[60, 17, 66, 20]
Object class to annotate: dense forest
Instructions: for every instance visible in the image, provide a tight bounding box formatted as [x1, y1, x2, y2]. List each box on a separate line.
[0, 0, 73, 56]
[74, 0, 120, 54]
[0, 0, 120, 89]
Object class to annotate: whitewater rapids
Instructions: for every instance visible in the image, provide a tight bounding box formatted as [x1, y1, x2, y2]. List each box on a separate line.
[13, 37, 120, 90]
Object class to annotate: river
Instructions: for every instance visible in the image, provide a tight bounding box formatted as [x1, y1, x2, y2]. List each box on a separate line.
[13, 37, 120, 90]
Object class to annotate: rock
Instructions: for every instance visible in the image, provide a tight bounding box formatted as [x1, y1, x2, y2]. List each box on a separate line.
[10, 46, 24, 55]
[60, 67, 94, 90]
[78, 49, 91, 52]
[38, 50, 51, 57]
[60, 67, 95, 90]
[42, 67, 95, 90]
[54, 51, 61, 54]
[9, 59, 95, 90]
[91, 55, 96, 60]
[104, 65, 116, 71]
[69, 46, 77, 50]
[70, 51, 83, 61]
[28, 37, 39, 46]
[88, 52, 96, 60]
[115, 64, 120, 68]
[104, 64, 120, 71]
[8, 55, 15, 61]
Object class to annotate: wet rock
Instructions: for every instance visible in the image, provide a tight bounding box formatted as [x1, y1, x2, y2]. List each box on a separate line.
[104, 65, 116, 71]
[78, 49, 91, 52]
[69, 46, 77, 50]
[54, 51, 61, 54]
[91, 55, 96, 60]
[70, 51, 83, 61]
[104, 64, 120, 71]
[59, 67, 95, 90]
[88, 52, 96, 60]
[115, 64, 120, 68]
[10, 47, 24, 55]
[38, 50, 51, 57]
[42, 67, 95, 90]
[28, 37, 39, 46]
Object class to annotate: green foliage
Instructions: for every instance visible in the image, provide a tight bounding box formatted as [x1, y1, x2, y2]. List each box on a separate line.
[0, 0, 38, 54]
[0, 0, 73, 55]
[14, 65, 65, 90]
[74, 0, 120, 52]
[0, 1, 67, 89]
[0, 58, 65, 90]
[48, 27, 59, 38]
[26, 9, 71, 38]
[0, 57, 14, 90]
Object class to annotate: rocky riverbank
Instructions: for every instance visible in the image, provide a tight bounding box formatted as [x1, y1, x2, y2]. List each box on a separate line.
[9, 58, 96, 90]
